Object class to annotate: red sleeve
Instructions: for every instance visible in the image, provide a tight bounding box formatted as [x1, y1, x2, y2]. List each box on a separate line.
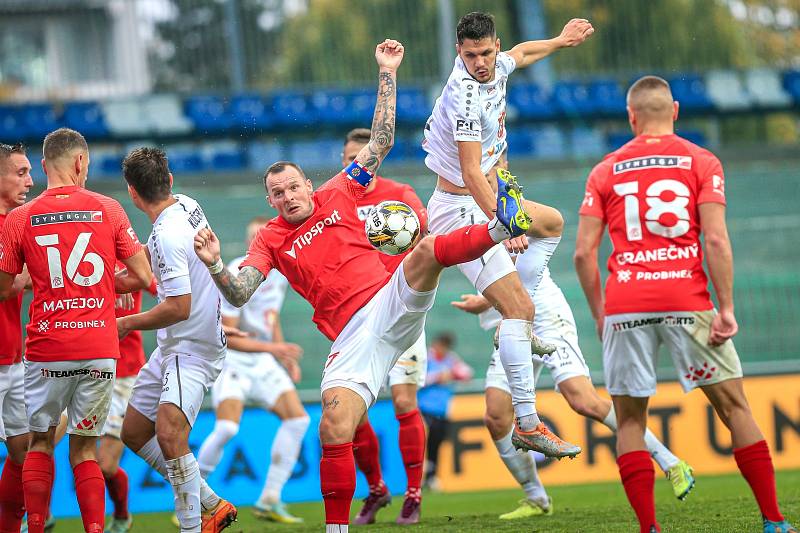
[0, 210, 26, 275]
[317, 167, 370, 201]
[578, 162, 608, 220]
[696, 152, 727, 205]
[239, 227, 275, 276]
[102, 197, 142, 260]
[401, 185, 428, 234]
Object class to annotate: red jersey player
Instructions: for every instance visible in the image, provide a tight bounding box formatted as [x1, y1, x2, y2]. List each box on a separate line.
[341, 127, 430, 524]
[0, 142, 33, 532]
[574, 76, 796, 533]
[0, 128, 151, 533]
[194, 39, 531, 532]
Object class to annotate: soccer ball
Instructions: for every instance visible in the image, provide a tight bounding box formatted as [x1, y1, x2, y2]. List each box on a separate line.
[365, 200, 421, 255]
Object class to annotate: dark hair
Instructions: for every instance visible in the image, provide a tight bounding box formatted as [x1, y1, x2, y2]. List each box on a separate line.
[457, 12, 496, 44]
[122, 147, 172, 203]
[0, 142, 26, 160]
[344, 128, 371, 146]
[42, 128, 88, 161]
[433, 332, 455, 348]
[263, 161, 306, 192]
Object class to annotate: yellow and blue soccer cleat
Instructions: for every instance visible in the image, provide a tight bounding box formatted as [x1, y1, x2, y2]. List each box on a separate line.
[764, 518, 798, 533]
[495, 168, 532, 238]
[666, 460, 695, 501]
[499, 497, 553, 520]
[252, 501, 304, 524]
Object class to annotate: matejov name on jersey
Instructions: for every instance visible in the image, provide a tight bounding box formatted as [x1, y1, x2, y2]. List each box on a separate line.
[30, 211, 103, 226]
[39, 368, 113, 379]
[284, 209, 342, 259]
[42, 297, 106, 312]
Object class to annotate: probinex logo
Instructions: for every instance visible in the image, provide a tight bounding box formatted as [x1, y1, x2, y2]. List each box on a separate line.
[40, 368, 114, 379]
[284, 210, 341, 259]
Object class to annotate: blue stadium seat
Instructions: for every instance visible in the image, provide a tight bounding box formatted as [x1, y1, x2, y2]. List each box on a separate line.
[247, 140, 285, 171]
[0, 107, 28, 142]
[607, 131, 633, 151]
[96, 152, 124, 178]
[570, 126, 607, 159]
[63, 102, 108, 139]
[230, 93, 273, 133]
[203, 142, 246, 172]
[289, 139, 341, 168]
[184, 96, 233, 134]
[553, 81, 596, 116]
[667, 74, 714, 112]
[782, 70, 800, 103]
[396, 87, 430, 125]
[506, 128, 535, 157]
[677, 128, 707, 147]
[529, 125, 566, 159]
[272, 90, 316, 128]
[507, 82, 556, 120]
[21, 104, 61, 140]
[166, 146, 205, 174]
[589, 79, 626, 116]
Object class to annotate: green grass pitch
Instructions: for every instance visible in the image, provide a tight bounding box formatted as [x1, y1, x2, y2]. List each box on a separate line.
[58, 469, 799, 532]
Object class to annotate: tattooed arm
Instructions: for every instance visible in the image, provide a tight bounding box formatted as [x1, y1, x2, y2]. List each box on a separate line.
[354, 39, 404, 175]
[193, 227, 266, 307]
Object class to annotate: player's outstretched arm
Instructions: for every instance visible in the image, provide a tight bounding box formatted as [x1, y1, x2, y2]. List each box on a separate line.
[352, 39, 404, 176]
[574, 214, 605, 339]
[194, 227, 265, 307]
[507, 18, 594, 69]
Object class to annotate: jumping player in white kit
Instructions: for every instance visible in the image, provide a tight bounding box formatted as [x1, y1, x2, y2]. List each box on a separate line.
[116, 147, 236, 533]
[423, 11, 593, 456]
[196, 217, 309, 524]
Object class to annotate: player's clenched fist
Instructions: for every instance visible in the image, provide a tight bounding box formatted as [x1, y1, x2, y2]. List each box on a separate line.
[375, 39, 404, 71]
[557, 18, 594, 47]
[194, 227, 221, 266]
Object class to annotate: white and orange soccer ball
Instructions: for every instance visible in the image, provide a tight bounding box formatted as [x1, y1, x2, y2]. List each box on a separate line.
[365, 200, 421, 255]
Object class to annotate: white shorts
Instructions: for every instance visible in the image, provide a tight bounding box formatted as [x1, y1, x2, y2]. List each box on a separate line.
[427, 190, 516, 293]
[321, 263, 436, 408]
[603, 310, 743, 397]
[24, 359, 116, 436]
[129, 348, 224, 427]
[103, 376, 136, 440]
[0, 363, 28, 440]
[212, 351, 295, 409]
[387, 332, 428, 388]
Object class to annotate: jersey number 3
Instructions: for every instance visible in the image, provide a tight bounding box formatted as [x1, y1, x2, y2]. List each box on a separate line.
[35, 232, 104, 289]
[613, 179, 690, 241]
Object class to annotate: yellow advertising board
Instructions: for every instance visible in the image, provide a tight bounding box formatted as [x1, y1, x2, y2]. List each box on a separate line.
[435, 375, 799, 492]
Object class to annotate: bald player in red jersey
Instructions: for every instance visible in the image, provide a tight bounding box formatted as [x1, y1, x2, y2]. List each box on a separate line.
[574, 76, 796, 533]
[342, 128, 429, 524]
[0, 128, 152, 533]
[194, 40, 531, 533]
[0, 142, 33, 532]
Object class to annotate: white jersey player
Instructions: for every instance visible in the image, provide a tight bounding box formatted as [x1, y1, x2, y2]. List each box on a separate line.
[197, 217, 309, 524]
[117, 150, 236, 533]
[423, 11, 592, 456]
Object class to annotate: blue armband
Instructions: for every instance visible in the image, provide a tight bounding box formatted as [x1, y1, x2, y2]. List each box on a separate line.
[345, 159, 374, 187]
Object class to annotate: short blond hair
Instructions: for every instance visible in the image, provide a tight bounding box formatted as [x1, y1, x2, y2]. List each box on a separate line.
[627, 76, 674, 120]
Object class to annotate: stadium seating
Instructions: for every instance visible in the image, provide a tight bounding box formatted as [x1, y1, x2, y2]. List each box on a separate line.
[230, 93, 273, 133]
[553, 80, 596, 116]
[185, 95, 234, 134]
[706, 70, 752, 111]
[589, 79, 627, 116]
[102, 98, 150, 138]
[782, 69, 800, 102]
[63, 101, 109, 139]
[667, 74, 714, 112]
[396, 87, 431, 126]
[570, 126, 607, 159]
[271, 90, 316, 128]
[0, 106, 25, 141]
[507, 82, 557, 120]
[21, 104, 61, 140]
[143, 94, 194, 136]
[745, 69, 793, 108]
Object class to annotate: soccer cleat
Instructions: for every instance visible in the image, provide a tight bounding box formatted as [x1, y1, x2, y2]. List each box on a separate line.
[495, 168, 532, 238]
[666, 460, 695, 501]
[21, 514, 56, 533]
[105, 515, 133, 533]
[764, 518, 798, 533]
[499, 497, 553, 520]
[252, 501, 304, 524]
[396, 497, 421, 525]
[493, 325, 557, 356]
[512, 422, 581, 458]
[354, 489, 391, 525]
[201, 499, 237, 532]
[170, 513, 180, 528]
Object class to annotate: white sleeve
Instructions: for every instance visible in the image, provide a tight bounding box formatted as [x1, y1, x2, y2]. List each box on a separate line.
[452, 77, 482, 143]
[157, 232, 191, 297]
[497, 52, 517, 76]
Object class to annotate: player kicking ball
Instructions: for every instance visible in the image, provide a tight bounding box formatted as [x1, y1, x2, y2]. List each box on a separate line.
[194, 38, 532, 533]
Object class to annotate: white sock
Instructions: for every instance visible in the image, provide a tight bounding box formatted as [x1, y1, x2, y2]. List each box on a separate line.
[166, 453, 202, 533]
[487, 217, 511, 242]
[326, 525, 349, 533]
[515, 236, 561, 292]
[494, 431, 547, 502]
[602, 405, 680, 472]
[498, 319, 539, 430]
[200, 479, 220, 512]
[197, 419, 240, 478]
[135, 435, 168, 478]
[258, 415, 310, 506]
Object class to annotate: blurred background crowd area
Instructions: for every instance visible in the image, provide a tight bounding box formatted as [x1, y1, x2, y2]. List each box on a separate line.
[3, 0, 799, 394]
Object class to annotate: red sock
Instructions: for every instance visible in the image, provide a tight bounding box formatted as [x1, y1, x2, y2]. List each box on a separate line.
[396, 409, 425, 501]
[617, 451, 659, 533]
[104, 468, 129, 520]
[353, 421, 385, 494]
[734, 440, 784, 522]
[433, 224, 495, 267]
[321, 443, 356, 525]
[0, 458, 25, 533]
[22, 451, 54, 533]
[73, 460, 105, 531]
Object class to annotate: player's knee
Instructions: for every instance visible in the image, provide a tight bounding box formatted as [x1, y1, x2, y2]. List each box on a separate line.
[532, 207, 564, 238]
[710, 388, 752, 426]
[501, 294, 534, 320]
[99, 456, 118, 479]
[212, 419, 240, 445]
[483, 408, 512, 440]
[392, 393, 417, 415]
[414, 235, 437, 262]
[318, 414, 355, 445]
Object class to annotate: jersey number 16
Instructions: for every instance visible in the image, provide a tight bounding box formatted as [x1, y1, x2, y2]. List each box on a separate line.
[35, 232, 104, 289]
